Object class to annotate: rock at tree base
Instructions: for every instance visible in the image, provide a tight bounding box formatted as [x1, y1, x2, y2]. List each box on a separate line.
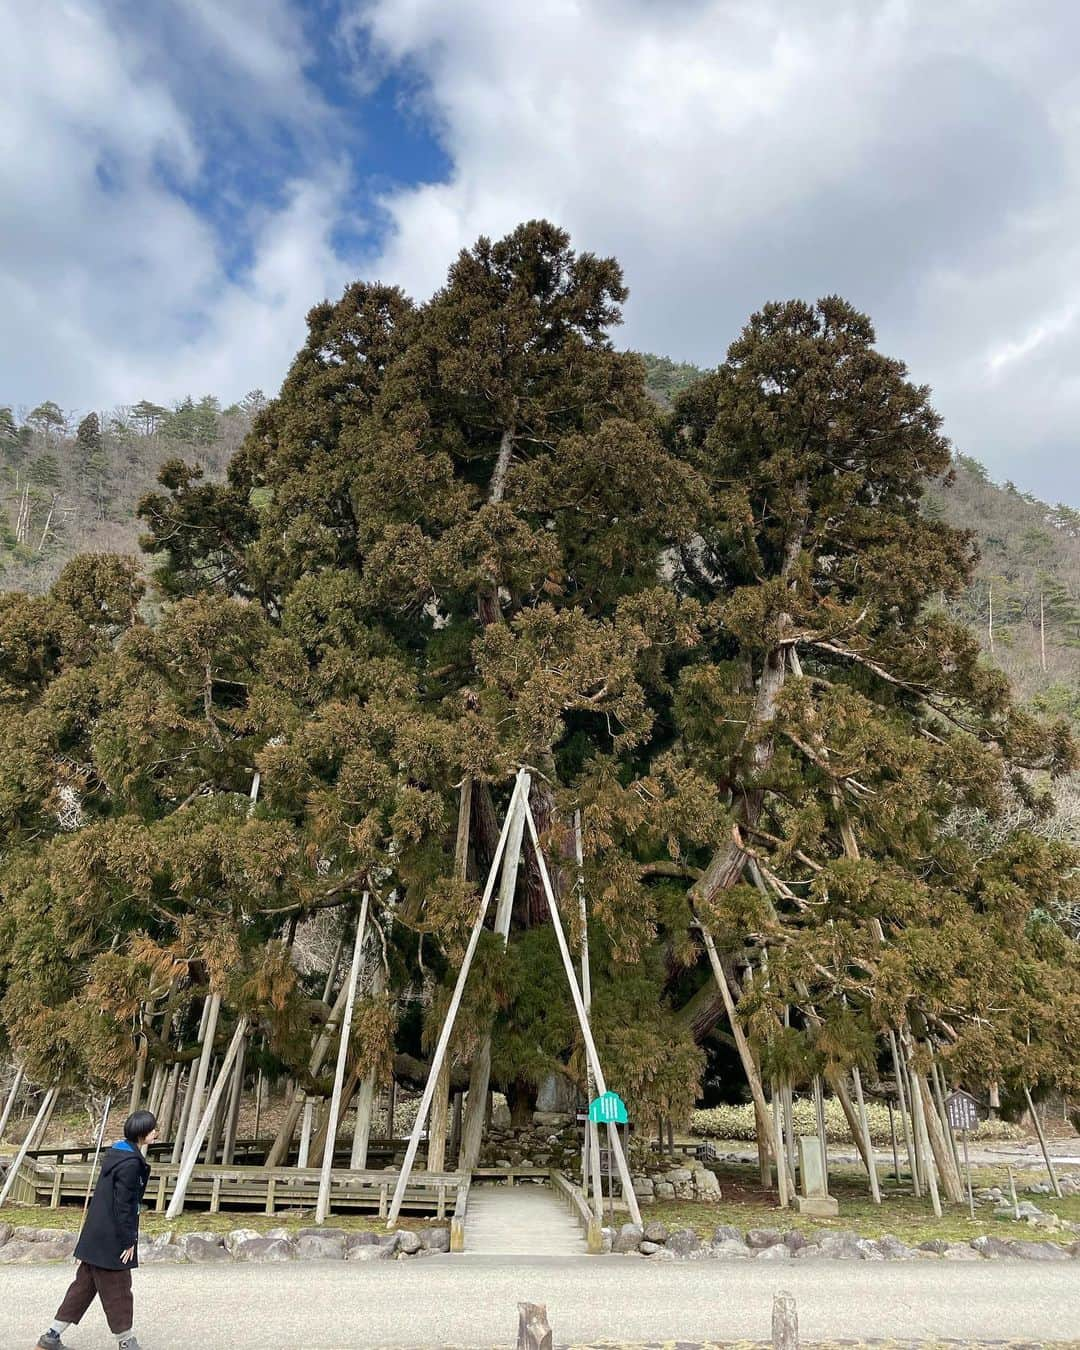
[295, 1233, 345, 1260]
[232, 1238, 293, 1263]
[612, 1223, 643, 1253]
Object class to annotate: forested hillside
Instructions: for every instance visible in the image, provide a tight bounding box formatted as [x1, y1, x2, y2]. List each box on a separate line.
[3, 354, 1076, 727]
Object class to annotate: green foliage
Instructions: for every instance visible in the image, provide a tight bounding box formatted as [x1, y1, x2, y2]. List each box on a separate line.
[0, 223, 1075, 1125]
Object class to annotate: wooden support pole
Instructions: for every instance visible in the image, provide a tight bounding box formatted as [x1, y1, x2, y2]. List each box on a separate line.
[298, 1099, 315, 1169]
[166, 1016, 248, 1219]
[916, 1067, 964, 1204]
[930, 1058, 963, 1183]
[181, 993, 220, 1160]
[82, 1095, 112, 1216]
[253, 1069, 264, 1141]
[0, 1065, 24, 1142]
[388, 772, 529, 1226]
[812, 1076, 829, 1181]
[851, 1067, 881, 1204]
[888, 1100, 901, 1184]
[427, 1060, 451, 1174]
[317, 895, 369, 1224]
[575, 808, 603, 1224]
[889, 1030, 920, 1196]
[0, 1086, 57, 1209]
[266, 976, 352, 1167]
[129, 1032, 149, 1114]
[698, 922, 775, 1170]
[521, 794, 641, 1226]
[169, 1066, 193, 1163]
[771, 1082, 790, 1208]
[458, 775, 526, 1173]
[222, 1032, 247, 1166]
[903, 1035, 941, 1218]
[1024, 1085, 1063, 1198]
[351, 963, 386, 1170]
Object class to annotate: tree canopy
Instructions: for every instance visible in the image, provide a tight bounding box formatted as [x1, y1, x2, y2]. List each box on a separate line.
[0, 222, 1076, 1137]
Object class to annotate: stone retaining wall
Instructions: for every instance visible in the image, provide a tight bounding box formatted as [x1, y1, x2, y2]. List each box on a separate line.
[0, 1222, 449, 1264]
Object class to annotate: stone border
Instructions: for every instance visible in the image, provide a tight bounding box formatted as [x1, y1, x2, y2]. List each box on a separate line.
[607, 1221, 1080, 1262]
[0, 1223, 450, 1264]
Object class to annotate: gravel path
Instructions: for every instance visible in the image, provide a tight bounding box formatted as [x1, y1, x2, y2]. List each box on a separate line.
[2, 1257, 1078, 1349]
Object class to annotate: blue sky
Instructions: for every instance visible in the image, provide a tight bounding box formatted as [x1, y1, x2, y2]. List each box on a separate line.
[2, 0, 1080, 505]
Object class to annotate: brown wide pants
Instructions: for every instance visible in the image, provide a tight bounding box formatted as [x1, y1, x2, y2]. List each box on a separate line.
[55, 1261, 133, 1334]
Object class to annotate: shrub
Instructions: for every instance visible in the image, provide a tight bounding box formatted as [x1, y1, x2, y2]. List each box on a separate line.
[692, 1098, 895, 1146]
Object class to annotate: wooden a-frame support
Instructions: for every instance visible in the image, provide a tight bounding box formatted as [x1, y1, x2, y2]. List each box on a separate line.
[387, 769, 641, 1228]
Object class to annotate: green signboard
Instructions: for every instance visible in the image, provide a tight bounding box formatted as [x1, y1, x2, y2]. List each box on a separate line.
[588, 1091, 628, 1125]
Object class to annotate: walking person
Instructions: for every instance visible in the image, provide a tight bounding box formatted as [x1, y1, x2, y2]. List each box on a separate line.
[36, 1110, 158, 1350]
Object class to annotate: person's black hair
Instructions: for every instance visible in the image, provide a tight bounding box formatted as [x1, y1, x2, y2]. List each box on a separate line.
[124, 1110, 158, 1144]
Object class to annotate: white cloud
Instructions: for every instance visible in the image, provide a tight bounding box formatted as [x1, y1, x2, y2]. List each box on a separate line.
[0, 0, 350, 415]
[355, 0, 1080, 502]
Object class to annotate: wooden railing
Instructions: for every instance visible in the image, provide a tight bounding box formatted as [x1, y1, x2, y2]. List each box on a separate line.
[549, 1168, 603, 1254]
[9, 1155, 465, 1221]
[450, 1174, 470, 1251]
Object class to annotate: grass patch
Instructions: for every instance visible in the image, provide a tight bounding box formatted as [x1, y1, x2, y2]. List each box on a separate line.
[635, 1160, 1079, 1247]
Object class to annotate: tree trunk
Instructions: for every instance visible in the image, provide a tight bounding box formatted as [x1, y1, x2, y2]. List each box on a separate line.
[266, 977, 352, 1167]
[506, 1079, 535, 1127]
[915, 1070, 964, 1204]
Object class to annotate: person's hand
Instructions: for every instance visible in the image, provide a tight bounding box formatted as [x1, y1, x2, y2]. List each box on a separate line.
[120, 1246, 135, 1265]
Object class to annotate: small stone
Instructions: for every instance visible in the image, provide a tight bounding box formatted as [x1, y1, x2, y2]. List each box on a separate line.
[666, 1227, 701, 1257]
[711, 1238, 751, 1259]
[233, 1238, 293, 1263]
[180, 1234, 230, 1262]
[298, 1226, 347, 1241]
[396, 1230, 422, 1256]
[1009, 1239, 1071, 1261]
[943, 1244, 981, 1262]
[347, 1242, 394, 1261]
[642, 1221, 669, 1243]
[0, 1242, 40, 1264]
[346, 1231, 381, 1250]
[918, 1239, 949, 1254]
[755, 1242, 791, 1260]
[612, 1223, 644, 1253]
[971, 1234, 1014, 1259]
[639, 1240, 661, 1255]
[654, 1181, 675, 1199]
[693, 1169, 721, 1198]
[295, 1233, 345, 1260]
[783, 1230, 807, 1252]
[224, 1228, 262, 1253]
[419, 1227, 450, 1253]
[712, 1224, 742, 1244]
[875, 1234, 916, 1260]
[631, 1177, 654, 1198]
[140, 1242, 188, 1264]
[264, 1226, 291, 1240]
[0, 1222, 11, 1247]
[745, 1227, 783, 1249]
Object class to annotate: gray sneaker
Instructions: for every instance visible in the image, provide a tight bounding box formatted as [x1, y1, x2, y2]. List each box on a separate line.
[37, 1334, 67, 1350]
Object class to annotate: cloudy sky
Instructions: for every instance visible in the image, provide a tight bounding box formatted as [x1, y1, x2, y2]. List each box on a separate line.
[2, 0, 1078, 504]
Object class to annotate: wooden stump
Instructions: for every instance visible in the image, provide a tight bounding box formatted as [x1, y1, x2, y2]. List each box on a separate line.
[517, 1302, 552, 1350]
[772, 1290, 798, 1350]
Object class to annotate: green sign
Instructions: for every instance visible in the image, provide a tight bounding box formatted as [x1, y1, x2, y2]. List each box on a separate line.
[588, 1091, 628, 1125]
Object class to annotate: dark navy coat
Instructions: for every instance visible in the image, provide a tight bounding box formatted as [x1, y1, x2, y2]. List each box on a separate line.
[74, 1142, 150, 1270]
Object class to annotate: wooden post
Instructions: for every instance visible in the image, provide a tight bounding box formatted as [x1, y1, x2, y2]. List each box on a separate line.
[916, 1067, 964, 1204]
[0, 1065, 24, 1141]
[772, 1291, 799, 1350]
[771, 1084, 790, 1208]
[267, 976, 352, 1167]
[317, 896, 369, 1224]
[905, 1045, 941, 1218]
[0, 1086, 57, 1209]
[204, 1055, 225, 1163]
[321, 934, 345, 1005]
[427, 1061, 451, 1174]
[129, 1032, 149, 1114]
[388, 772, 529, 1225]
[1007, 1164, 1020, 1220]
[889, 1030, 920, 1196]
[182, 993, 220, 1160]
[298, 1098, 315, 1168]
[517, 1302, 552, 1350]
[1024, 1085, 1063, 1198]
[522, 794, 641, 1226]
[222, 1033, 247, 1166]
[169, 1066, 193, 1163]
[253, 1069, 264, 1141]
[351, 963, 386, 1169]
[82, 1095, 112, 1216]
[851, 1067, 881, 1203]
[575, 808, 603, 1224]
[698, 923, 775, 1171]
[888, 1101, 901, 1184]
[812, 1075, 829, 1181]
[166, 1016, 248, 1219]
[449, 1090, 463, 1164]
[386, 1077, 397, 1137]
